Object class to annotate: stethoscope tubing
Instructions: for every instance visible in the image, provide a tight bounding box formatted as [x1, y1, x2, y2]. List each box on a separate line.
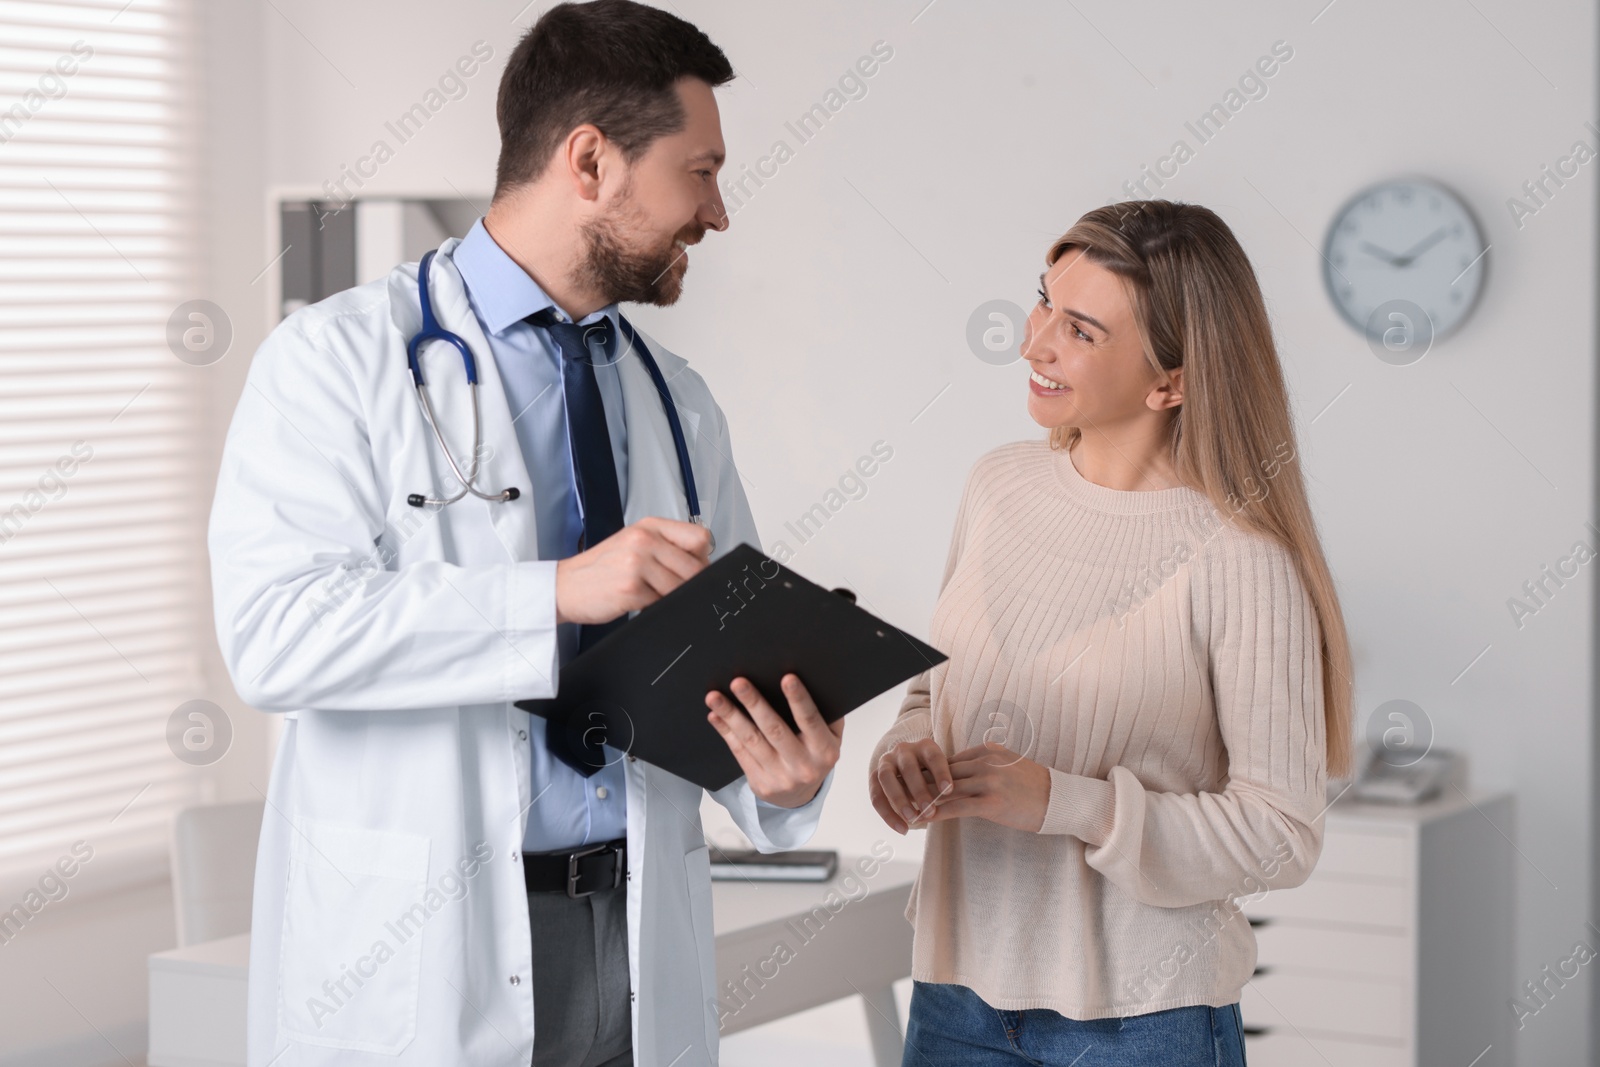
[406, 249, 710, 551]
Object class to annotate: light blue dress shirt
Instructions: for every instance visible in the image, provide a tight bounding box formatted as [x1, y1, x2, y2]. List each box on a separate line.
[453, 217, 631, 853]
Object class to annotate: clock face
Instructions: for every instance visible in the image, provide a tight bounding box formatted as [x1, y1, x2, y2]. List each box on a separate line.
[1322, 179, 1487, 342]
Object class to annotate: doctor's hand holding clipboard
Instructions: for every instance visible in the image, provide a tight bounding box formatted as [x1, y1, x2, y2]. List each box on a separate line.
[553, 513, 845, 809]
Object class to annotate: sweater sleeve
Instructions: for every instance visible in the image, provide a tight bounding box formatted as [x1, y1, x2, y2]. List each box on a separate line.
[867, 460, 981, 769]
[1038, 539, 1329, 910]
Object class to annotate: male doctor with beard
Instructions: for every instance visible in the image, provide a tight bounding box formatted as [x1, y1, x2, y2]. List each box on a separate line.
[207, 3, 840, 1065]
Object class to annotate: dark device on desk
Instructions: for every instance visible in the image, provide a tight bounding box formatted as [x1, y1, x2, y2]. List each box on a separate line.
[517, 543, 947, 792]
[709, 847, 839, 882]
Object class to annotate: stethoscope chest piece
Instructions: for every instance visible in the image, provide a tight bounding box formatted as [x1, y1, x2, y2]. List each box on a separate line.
[692, 514, 715, 556]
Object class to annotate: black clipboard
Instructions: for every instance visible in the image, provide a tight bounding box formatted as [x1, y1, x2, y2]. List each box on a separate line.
[516, 542, 947, 791]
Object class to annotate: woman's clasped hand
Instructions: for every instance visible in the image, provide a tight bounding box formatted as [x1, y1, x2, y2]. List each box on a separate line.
[870, 739, 1052, 834]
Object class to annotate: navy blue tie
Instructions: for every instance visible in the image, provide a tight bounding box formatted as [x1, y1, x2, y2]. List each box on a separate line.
[527, 307, 628, 776]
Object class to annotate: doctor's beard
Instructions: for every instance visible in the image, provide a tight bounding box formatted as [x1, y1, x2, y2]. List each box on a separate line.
[576, 182, 701, 307]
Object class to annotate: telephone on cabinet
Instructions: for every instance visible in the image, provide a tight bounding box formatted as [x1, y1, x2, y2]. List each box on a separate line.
[1348, 746, 1466, 805]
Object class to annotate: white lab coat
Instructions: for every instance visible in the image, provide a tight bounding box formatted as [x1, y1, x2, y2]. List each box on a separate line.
[208, 235, 832, 1067]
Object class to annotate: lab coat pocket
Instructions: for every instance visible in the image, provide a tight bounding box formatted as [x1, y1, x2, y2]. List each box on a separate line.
[277, 817, 431, 1054]
[683, 844, 721, 1053]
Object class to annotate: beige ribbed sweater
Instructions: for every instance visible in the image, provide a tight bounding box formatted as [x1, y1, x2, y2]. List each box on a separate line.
[870, 438, 1328, 1018]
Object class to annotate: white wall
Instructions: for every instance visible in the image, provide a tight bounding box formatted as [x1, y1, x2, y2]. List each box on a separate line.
[63, 1, 1586, 1065]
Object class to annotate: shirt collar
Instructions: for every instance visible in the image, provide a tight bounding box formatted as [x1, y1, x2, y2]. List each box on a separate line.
[454, 216, 619, 337]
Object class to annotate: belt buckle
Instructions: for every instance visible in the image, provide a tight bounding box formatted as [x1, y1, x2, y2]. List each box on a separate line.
[566, 841, 622, 899]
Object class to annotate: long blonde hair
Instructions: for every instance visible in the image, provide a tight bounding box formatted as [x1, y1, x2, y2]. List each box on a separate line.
[1046, 200, 1354, 777]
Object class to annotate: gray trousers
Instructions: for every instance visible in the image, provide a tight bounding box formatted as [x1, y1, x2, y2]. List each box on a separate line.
[528, 881, 633, 1067]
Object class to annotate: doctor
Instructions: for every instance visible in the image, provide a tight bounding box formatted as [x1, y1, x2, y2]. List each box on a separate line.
[208, 3, 839, 1066]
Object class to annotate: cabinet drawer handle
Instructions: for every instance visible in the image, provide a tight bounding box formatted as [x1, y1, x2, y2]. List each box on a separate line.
[1241, 1025, 1270, 1037]
[1247, 916, 1270, 928]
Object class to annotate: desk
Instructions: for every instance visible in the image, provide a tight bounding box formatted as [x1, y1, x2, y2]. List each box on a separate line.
[147, 931, 249, 1067]
[710, 857, 917, 1063]
[148, 856, 918, 1067]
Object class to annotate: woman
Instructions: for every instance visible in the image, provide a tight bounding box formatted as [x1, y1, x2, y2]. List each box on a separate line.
[868, 200, 1354, 1067]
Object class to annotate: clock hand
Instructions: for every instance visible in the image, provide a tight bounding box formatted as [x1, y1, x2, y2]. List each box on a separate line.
[1359, 240, 1401, 265]
[1392, 228, 1446, 267]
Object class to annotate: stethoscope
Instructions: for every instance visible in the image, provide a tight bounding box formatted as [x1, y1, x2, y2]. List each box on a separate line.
[404, 249, 712, 552]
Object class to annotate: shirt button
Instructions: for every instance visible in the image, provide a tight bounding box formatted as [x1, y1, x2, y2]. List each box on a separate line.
[628, 755, 637, 763]
[518, 730, 528, 741]
[596, 786, 609, 799]
[510, 975, 521, 985]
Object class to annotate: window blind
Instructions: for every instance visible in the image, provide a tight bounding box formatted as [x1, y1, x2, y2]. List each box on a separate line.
[0, 0, 204, 875]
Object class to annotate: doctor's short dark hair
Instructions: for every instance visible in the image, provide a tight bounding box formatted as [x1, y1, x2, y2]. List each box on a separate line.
[493, 0, 734, 197]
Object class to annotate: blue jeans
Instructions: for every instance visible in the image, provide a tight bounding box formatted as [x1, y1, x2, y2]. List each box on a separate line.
[903, 981, 1248, 1067]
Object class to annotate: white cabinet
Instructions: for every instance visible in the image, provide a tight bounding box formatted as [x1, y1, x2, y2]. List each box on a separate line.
[1240, 788, 1512, 1067]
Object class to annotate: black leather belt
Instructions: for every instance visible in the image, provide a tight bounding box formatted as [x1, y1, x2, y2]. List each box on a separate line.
[523, 838, 627, 898]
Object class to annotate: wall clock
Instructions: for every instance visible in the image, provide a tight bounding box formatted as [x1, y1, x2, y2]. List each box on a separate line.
[1322, 178, 1488, 348]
